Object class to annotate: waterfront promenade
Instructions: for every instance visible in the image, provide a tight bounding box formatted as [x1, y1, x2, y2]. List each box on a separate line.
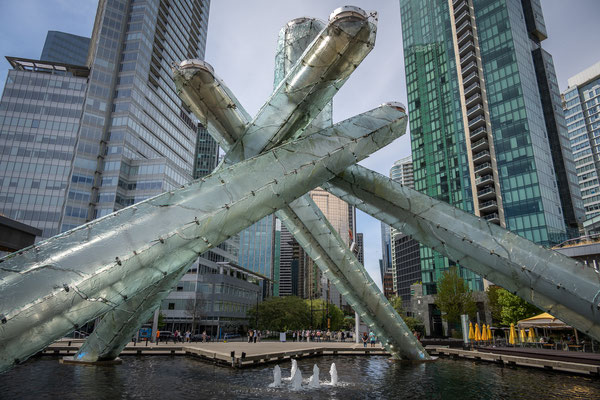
[43, 339, 600, 375]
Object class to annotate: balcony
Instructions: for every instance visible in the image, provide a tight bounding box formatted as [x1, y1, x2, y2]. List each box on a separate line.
[471, 136, 488, 152]
[465, 92, 481, 107]
[456, 20, 472, 36]
[476, 174, 494, 186]
[483, 213, 500, 224]
[457, 30, 473, 47]
[459, 40, 475, 55]
[463, 71, 479, 86]
[469, 126, 487, 141]
[460, 51, 477, 65]
[454, 0, 469, 17]
[477, 186, 496, 200]
[468, 114, 486, 129]
[455, 10, 471, 26]
[464, 81, 481, 97]
[467, 103, 484, 118]
[473, 150, 491, 163]
[462, 60, 478, 75]
[479, 200, 498, 212]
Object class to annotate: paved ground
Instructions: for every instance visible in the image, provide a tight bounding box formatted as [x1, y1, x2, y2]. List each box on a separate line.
[180, 341, 382, 356]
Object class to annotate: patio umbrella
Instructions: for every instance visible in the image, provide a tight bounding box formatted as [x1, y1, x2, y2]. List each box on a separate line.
[481, 324, 488, 341]
[528, 328, 535, 343]
[487, 325, 492, 342]
[509, 323, 516, 345]
[474, 323, 481, 342]
[469, 322, 474, 343]
[519, 328, 526, 343]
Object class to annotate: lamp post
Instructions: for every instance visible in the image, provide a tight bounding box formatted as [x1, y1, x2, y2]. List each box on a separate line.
[255, 291, 259, 330]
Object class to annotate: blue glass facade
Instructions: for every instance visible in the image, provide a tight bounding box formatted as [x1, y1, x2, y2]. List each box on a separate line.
[0, 61, 88, 238]
[401, 0, 571, 295]
[238, 215, 275, 279]
[40, 31, 90, 66]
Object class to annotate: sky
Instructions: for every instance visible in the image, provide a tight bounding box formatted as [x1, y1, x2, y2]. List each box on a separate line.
[0, 0, 599, 289]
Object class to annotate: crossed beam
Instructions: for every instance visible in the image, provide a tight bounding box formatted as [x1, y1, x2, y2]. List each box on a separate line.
[1, 6, 599, 373]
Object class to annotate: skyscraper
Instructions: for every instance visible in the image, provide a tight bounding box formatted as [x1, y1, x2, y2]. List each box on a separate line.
[40, 31, 90, 66]
[0, 58, 88, 238]
[400, 0, 578, 296]
[563, 61, 600, 220]
[1, 0, 211, 238]
[389, 155, 422, 302]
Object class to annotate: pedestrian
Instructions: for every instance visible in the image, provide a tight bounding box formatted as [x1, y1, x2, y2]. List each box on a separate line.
[173, 330, 179, 344]
[202, 330, 207, 343]
[341, 331, 345, 342]
[362, 332, 368, 348]
[185, 330, 191, 343]
[293, 331, 297, 342]
[253, 330, 258, 343]
[156, 329, 160, 345]
[369, 330, 376, 347]
[248, 329, 253, 343]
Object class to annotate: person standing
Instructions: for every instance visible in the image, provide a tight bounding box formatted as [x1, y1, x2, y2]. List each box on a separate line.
[369, 330, 376, 347]
[202, 330, 207, 343]
[185, 330, 191, 343]
[156, 329, 160, 345]
[362, 332, 368, 348]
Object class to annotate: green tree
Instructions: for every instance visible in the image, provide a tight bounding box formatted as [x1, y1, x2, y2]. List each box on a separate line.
[344, 316, 355, 330]
[497, 288, 539, 325]
[435, 267, 477, 325]
[486, 285, 503, 323]
[389, 295, 404, 316]
[404, 316, 424, 333]
[247, 296, 309, 331]
[305, 299, 345, 330]
[157, 312, 166, 329]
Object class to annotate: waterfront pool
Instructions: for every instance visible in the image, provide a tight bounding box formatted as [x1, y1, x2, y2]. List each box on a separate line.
[1, 355, 599, 399]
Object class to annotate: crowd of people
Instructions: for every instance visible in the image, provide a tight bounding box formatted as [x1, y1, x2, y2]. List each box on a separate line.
[289, 329, 356, 342]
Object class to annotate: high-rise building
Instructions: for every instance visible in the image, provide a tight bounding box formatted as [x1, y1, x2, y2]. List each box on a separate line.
[400, 0, 578, 296]
[563, 61, 600, 220]
[390, 155, 414, 187]
[238, 215, 275, 279]
[40, 31, 90, 66]
[2, 0, 210, 236]
[1, 0, 213, 331]
[388, 155, 422, 302]
[62, 0, 210, 233]
[0, 58, 89, 238]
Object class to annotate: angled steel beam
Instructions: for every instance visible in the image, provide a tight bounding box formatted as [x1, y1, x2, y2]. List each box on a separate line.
[222, 8, 377, 164]
[73, 261, 192, 362]
[278, 195, 430, 360]
[323, 165, 600, 341]
[0, 118, 400, 373]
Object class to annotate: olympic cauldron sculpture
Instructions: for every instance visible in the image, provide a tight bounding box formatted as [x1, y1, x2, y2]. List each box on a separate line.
[0, 6, 599, 373]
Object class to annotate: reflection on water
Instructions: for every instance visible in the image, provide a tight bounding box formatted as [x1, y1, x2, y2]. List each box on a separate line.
[1, 355, 599, 399]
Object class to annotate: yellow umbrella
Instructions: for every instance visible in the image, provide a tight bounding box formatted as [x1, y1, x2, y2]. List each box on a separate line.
[487, 325, 492, 342]
[474, 323, 481, 342]
[528, 328, 535, 343]
[519, 328, 526, 343]
[509, 323, 516, 345]
[468, 322, 474, 342]
[481, 324, 488, 341]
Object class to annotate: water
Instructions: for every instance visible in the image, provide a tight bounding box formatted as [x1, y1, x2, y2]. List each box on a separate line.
[1, 356, 599, 399]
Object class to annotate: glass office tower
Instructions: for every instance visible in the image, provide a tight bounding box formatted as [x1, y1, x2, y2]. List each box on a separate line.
[400, 0, 575, 295]
[0, 59, 88, 238]
[563, 62, 600, 220]
[61, 0, 210, 232]
[40, 31, 91, 66]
